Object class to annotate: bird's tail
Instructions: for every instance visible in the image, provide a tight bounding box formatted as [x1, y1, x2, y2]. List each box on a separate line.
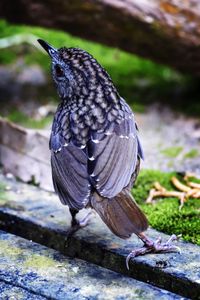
[91, 190, 148, 239]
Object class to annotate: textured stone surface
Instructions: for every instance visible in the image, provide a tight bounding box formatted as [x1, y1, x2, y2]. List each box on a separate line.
[0, 230, 184, 300]
[0, 118, 52, 191]
[139, 105, 200, 176]
[0, 172, 199, 299]
[0, 281, 46, 300]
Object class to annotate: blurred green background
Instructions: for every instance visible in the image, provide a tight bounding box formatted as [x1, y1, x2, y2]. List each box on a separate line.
[1, 19, 200, 129]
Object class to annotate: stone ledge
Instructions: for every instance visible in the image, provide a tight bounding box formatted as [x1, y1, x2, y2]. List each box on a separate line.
[0, 280, 46, 300]
[0, 230, 185, 300]
[0, 173, 199, 299]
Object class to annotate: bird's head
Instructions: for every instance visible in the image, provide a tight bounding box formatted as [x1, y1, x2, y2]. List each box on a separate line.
[37, 39, 112, 102]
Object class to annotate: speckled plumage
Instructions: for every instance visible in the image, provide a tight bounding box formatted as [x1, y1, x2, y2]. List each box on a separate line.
[38, 39, 148, 239]
[50, 47, 137, 150]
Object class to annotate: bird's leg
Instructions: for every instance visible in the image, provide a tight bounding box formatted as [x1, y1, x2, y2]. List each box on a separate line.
[126, 232, 181, 269]
[70, 208, 79, 227]
[68, 208, 92, 235]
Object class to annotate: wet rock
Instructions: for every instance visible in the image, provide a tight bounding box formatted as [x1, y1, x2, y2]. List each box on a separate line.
[16, 65, 46, 85]
[0, 230, 186, 300]
[138, 105, 200, 175]
[0, 281, 46, 300]
[0, 118, 52, 191]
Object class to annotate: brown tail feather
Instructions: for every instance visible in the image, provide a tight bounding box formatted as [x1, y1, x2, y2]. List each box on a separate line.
[91, 190, 148, 239]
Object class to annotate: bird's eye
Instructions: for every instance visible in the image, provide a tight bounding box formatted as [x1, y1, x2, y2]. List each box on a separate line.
[55, 65, 64, 77]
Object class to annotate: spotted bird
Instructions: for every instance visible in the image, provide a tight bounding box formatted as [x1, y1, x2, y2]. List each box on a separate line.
[38, 39, 180, 267]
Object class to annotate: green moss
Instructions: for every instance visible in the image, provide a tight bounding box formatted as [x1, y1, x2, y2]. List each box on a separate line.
[0, 182, 6, 196]
[1, 19, 200, 116]
[0, 240, 23, 257]
[132, 169, 176, 205]
[167, 161, 174, 168]
[0, 181, 10, 202]
[161, 146, 183, 158]
[187, 176, 200, 184]
[0, 182, 21, 209]
[130, 103, 145, 113]
[133, 170, 200, 245]
[24, 253, 56, 269]
[0, 19, 188, 112]
[7, 110, 52, 129]
[184, 149, 199, 159]
[0, 19, 175, 78]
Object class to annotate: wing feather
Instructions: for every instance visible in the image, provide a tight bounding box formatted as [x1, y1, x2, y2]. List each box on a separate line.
[89, 117, 140, 198]
[51, 143, 90, 210]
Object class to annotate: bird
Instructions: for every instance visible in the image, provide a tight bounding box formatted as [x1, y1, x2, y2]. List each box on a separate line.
[38, 39, 180, 268]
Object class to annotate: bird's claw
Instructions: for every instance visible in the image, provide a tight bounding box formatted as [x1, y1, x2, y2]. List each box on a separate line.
[126, 245, 152, 269]
[126, 234, 181, 270]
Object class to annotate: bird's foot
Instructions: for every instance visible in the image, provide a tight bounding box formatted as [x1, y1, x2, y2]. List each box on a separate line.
[67, 210, 93, 237]
[126, 233, 181, 269]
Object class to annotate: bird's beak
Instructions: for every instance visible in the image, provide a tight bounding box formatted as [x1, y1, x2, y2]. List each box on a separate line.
[37, 39, 58, 58]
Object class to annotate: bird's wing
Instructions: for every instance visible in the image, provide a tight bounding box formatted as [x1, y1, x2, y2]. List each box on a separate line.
[88, 114, 142, 198]
[51, 137, 90, 210]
